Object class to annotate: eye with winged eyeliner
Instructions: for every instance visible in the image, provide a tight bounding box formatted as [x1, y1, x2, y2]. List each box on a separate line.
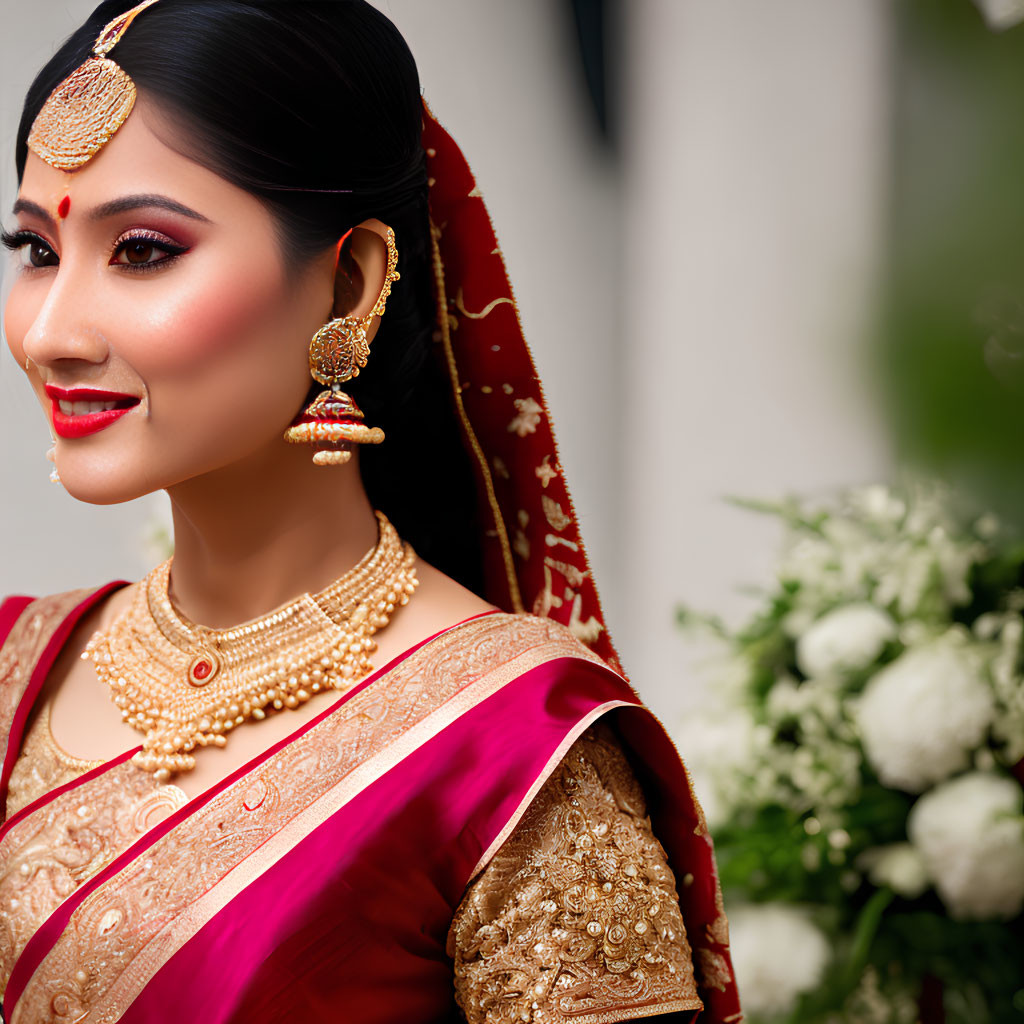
[1, 227, 190, 272]
[111, 228, 190, 270]
[3, 193, 202, 272]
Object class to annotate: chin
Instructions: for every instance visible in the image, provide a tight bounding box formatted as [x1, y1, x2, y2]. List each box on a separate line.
[60, 477, 156, 506]
[55, 457, 161, 506]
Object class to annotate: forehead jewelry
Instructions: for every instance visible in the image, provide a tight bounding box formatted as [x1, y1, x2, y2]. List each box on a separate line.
[27, 0, 162, 171]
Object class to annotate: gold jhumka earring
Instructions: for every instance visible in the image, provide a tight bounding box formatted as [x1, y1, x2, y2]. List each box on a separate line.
[27, 0, 162, 171]
[284, 228, 400, 466]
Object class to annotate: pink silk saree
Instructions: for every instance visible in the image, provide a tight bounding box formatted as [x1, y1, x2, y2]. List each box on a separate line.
[0, 91, 741, 1024]
[0, 585, 737, 1024]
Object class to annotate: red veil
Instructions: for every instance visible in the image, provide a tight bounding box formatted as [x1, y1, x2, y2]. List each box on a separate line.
[421, 103, 742, 1022]
[422, 103, 621, 672]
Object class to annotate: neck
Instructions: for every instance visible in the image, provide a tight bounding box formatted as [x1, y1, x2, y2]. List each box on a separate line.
[164, 441, 379, 628]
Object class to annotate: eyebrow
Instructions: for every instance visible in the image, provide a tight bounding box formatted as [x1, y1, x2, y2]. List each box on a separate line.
[88, 194, 211, 223]
[11, 193, 211, 225]
[11, 198, 52, 225]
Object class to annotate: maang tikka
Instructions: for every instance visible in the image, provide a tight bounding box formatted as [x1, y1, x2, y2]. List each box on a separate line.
[285, 228, 400, 466]
[27, 0, 162, 171]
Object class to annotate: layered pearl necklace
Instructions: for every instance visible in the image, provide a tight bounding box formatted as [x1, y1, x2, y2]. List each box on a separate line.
[84, 510, 418, 782]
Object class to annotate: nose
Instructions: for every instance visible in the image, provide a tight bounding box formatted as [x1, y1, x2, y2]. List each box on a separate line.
[19, 264, 110, 373]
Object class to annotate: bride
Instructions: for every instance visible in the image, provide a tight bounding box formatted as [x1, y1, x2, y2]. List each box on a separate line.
[0, 2, 739, 1021]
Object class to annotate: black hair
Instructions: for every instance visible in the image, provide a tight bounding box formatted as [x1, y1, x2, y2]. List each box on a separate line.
[16, 0, 484, 593]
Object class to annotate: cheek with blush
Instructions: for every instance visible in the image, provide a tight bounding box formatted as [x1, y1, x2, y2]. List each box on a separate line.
[132, 262, 319, 449]
[158, 266, 288, 364]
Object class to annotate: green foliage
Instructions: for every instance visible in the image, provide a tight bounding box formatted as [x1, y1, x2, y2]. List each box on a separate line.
[879, 0, 1024, 527]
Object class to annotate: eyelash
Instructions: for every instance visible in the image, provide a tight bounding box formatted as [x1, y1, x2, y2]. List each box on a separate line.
[0, 229, 50, 260]
[0, 228, 189, 273]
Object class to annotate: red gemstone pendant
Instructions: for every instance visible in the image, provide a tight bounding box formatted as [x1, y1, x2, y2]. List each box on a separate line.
[187, 652, 219, 687]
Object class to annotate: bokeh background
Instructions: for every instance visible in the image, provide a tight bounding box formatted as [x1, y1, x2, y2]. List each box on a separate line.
[0, 0, 894, 724]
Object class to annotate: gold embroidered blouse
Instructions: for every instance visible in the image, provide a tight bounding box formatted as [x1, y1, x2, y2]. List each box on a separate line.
[6, 703, 105, 818]
[449, 721, 701, 1022]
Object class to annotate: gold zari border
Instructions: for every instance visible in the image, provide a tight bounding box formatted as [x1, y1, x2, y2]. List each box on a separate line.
[565, 999, 702, 1024]
[429, 221, 524, 612]
[12, 613, 603, 1023]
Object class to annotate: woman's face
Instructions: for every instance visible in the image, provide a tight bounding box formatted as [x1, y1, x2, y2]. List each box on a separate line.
[4, 98, 336, 504]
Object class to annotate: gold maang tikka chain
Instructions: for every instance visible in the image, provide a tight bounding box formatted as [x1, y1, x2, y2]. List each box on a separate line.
[84, 510, 418, 782]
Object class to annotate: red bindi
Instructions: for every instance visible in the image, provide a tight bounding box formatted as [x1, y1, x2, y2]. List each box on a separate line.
[57, 195, 71, 219]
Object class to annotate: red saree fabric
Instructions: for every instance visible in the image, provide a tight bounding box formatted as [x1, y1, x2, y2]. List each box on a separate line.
[419, 104, 742, 1021]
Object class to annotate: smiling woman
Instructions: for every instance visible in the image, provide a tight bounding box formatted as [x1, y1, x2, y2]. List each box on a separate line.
[6, 103, 344, 506]
[0, 3, 739, 1023]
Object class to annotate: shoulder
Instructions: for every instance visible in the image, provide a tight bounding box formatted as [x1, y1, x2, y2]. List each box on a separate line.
[0, 595, 36, 649]
[448, 720, 704, 1022]
[444, 610, 612, 664]
[453, 720, 661, 895]
[409, 559, 615, 671]
[0, 584, 121, 659]
[461, 721, 659, 877]
[420, 610, 617, 690]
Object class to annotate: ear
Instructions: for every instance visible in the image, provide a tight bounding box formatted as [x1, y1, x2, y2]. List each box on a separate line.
[332, 218, 394, 345]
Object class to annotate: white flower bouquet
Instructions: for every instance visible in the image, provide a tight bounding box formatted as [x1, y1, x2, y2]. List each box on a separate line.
[678, 482, 1024, 1023]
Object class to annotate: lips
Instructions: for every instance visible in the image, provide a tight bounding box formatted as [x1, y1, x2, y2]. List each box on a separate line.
[45, 385, 141, 440]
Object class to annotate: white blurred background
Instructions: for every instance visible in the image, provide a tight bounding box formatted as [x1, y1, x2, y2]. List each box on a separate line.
[0, 0, 891, 723]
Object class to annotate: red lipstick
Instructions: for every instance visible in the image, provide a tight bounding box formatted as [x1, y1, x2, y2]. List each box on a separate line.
[45, 385, 140, 439]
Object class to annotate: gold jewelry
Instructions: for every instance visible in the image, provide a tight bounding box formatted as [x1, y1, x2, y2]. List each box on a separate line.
[27, 0, 161, 171]
[84, 510, 418, 782]
[284, 228, 400, 466]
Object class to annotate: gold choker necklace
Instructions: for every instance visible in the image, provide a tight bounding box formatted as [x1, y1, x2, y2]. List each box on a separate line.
[84, 510, 418, 782]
